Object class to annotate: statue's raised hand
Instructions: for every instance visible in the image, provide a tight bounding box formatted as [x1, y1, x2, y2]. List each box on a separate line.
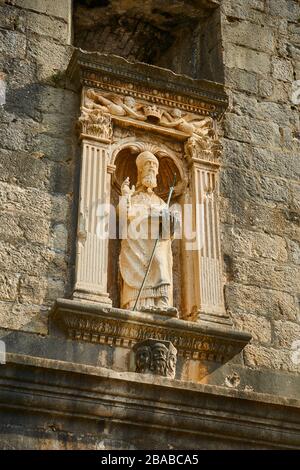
[121, 177, 135, 197]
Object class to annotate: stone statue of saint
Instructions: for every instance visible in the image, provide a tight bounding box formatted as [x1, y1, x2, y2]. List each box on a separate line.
[118, 151, 176, 312]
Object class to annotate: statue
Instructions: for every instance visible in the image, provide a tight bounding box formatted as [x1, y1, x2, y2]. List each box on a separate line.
[118, 151, 176, 312]
[160, 108, 214, 136]
[82, 89, 146, 120]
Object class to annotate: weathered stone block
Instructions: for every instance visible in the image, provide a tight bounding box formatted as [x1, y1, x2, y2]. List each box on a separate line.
[31, 133, 74, 163]
[241, 202, 300, 242]
[50, 224, 68, 253]
[291, 183, 300, 210]
[244, 344, 299, 373]
[220, 167, 260, 201]
[224, 114, 281, 147]
[231, 258, 300, 293]
[0, 4, 26, 32]
[46, 277, 65, 302]
[272, 57, 294, 82]
[0, 116, 40, 152]
[32, 85, 79, 116]
[223, 113, 252, 143]
[259, 176, 290, 204]
[0, 29, 26, 59]
[251, 147, 300, 181]
[19, 275, 47, 304]
[50, 194, 70, 222]
[0, 55, 37, 88]
[222, 226, 288, 262]
[7, 0, 72, 22]
[225, 283, 299, 321]
[252, 120, 282, 147]
[233, 313, 272, 345]
[225, 44, 271, 75]
[27, 36, 73, 84]
[40, 113, 77, 138]
[0, 183, 49, 221]
[25, 11, 68, 44]
[259, 79, 274, 98]
[0, 149, 52, 191]
[287, 239, 300, 265]
[0, 273, 18, 301]
[268, 0, 300, 22]
[255, 102, 295, 127]
[289, 23, 300, 45]
[222, 139, 252, 170]
[221, 0, 265, 21]
[230, 91, 258, 118]
[274, 321, 300, 349]
[225, 67, 258, 94]
[0, 240, 59, 277]
[18, 215, 50, 245]
[0, 212, 23, 243]
[224, 21, 274, 52]
[0, 300, 47, 333]
[46, 252, 67, 278]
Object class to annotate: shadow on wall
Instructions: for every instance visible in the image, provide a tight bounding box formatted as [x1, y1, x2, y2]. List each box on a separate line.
[73, 0, 224, 83]
[0, 78, 80, 334]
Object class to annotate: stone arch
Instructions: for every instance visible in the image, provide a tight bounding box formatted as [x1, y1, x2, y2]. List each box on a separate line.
[110, 138, 187, 200]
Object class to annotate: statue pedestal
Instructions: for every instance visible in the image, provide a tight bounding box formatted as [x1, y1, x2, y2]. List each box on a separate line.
[140, 306, 178, 318]
[50, 298, 251, 379]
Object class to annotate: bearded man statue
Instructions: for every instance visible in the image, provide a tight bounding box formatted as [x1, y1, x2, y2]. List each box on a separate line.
[118, 151, 175, 312]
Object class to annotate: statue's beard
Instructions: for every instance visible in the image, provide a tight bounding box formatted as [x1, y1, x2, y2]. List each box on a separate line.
[141, 172, 157, 189]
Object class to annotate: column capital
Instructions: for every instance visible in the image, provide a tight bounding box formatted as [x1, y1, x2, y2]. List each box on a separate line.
[78, 108, 113, 143]
[184, 135, 222, 168]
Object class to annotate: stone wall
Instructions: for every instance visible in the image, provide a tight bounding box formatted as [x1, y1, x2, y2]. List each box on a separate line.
[0, 0, 77, 334]
[220, 0, 300, 375]
[0, 0, 299, 391]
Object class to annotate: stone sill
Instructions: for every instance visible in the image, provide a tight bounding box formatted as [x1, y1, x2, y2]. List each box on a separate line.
[1, 353, 300, 449]
[50, 298, 251, 364]
[3, 352, 300, 410]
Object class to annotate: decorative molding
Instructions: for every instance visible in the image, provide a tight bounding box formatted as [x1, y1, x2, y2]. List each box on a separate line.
[67, 50, 228, 120]
[51, 299, 251, 363]
[133, 339, 177, 378]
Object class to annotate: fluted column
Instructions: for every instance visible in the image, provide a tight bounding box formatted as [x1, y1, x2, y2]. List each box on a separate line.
[73, 107, 113, 304]
[184, 136, 232, 327]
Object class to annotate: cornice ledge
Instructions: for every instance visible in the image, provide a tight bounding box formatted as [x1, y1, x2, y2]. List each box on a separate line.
[50, 298, 251, 364]
[66, 49, 228, 120]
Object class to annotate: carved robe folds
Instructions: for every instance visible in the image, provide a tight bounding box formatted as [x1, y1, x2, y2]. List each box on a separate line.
[119, 191, 173, 310]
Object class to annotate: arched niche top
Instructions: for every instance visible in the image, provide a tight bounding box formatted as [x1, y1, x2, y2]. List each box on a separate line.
[110, 140, 186, 200]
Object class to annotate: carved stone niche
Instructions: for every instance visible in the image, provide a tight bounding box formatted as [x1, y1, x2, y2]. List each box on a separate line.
[51, 50, 251, 376]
